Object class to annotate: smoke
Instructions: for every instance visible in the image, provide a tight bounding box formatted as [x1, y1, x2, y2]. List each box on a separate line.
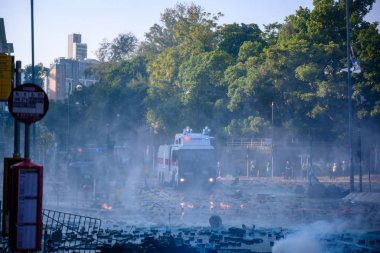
[272, 220, 348, 253]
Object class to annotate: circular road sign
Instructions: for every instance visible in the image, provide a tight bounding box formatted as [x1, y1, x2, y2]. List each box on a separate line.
[8, 83, 49, 124]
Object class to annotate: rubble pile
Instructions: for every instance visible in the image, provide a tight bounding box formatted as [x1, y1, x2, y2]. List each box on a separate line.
[45, 223, 380, 252]
[44, 176, 380, 252]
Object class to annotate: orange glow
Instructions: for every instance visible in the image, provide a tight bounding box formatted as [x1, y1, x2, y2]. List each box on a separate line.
[101, 203, 112, 210]
[220, 202, 230, 209]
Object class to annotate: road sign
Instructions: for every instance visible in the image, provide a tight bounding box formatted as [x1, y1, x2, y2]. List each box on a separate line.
[7, 83, 49, 124]
[9, 160, 43, 251]
[0, 53, 12, 101]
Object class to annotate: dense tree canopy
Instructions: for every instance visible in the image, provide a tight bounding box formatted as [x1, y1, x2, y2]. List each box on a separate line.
[39, 0, 379, 151]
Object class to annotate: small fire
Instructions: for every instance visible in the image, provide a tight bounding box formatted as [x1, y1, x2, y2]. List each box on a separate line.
[220, 202, 230, 209]
[101, 203, 112, 210]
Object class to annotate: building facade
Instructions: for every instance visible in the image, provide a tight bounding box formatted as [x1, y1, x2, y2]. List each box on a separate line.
[0, 18, 13, 54]
[68, 33, 87, 60]
[48, 58, 98, 101]
[47, 33, 98, 101]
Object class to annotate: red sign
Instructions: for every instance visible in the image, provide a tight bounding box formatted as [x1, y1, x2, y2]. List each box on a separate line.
[9, 160, 43, 251]
[8, 83, 49, 124]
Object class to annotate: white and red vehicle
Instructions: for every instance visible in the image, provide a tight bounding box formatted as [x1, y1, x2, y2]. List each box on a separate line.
[157, 127, 216, 187]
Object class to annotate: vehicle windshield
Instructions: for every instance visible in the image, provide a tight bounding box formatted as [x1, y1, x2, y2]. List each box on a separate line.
[177, 149, 215, 171]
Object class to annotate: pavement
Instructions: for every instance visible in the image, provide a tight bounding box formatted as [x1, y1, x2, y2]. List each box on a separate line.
[42, 175, 380, 252]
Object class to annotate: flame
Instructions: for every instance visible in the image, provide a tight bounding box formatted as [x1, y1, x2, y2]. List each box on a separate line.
[220, 202, 230, 209]
[101, 203, 112, 210]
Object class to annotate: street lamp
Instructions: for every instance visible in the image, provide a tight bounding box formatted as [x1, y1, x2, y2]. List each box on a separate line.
[66, 81, 71, 152]
[346, 0, 354, 192]
[271, 102, 274, 178]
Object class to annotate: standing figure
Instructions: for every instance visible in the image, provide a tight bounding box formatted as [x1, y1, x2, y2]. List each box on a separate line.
[301, 162, 307, 180]
[330, 162, 337, 180]
[250, 160, 256, 177]
[341, 160, 346, 177]
[266, 162, 271, 177]
[284, 161, 291, 179]
[217, 161, 221, 178]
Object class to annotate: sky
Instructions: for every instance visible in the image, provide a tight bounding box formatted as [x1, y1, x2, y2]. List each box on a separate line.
[1, 0, 379, 67]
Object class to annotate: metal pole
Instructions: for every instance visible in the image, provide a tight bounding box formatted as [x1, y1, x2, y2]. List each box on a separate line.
[358, 127, 362, 192]
[368, 159, 372, 192]
[13, 61, 22, 157]
[25, 124, 30, 160]
[31, 0, 35, 83]
[271, 102, 274, 178]
[246, 146, 249, 177]
[31, 0, 36, 160]
[67, 82, 70, 152]
[346, 0, 354, 192]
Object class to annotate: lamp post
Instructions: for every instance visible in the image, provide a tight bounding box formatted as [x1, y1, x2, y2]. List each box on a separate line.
[346, 0, 354, 192]
[66, 80, 72, 152]
[271, 102, 274, 178]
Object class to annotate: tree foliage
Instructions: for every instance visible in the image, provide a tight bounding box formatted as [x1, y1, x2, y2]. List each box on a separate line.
[40, 1, 380, 151]
[23, 63, 49, 86]
[96, 33, 138, 62]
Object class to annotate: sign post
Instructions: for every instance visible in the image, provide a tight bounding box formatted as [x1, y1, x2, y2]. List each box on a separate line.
[7, 83, 49, 125]
[7, 83, 49, 251]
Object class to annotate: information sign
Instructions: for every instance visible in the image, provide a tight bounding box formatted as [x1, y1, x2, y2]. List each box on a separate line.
[7, 83, 49, 124]
[0, 53, 12, 100]
[9, 160, 43, 251]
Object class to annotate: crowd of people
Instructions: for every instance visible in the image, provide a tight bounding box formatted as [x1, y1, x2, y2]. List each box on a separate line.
[217, 158, 349, 180]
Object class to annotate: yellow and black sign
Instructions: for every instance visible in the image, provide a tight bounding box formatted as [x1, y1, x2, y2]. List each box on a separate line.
[0, 53, 13, 101]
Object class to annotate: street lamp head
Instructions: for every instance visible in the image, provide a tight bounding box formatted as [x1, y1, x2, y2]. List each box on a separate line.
[76, 84, 83, 91]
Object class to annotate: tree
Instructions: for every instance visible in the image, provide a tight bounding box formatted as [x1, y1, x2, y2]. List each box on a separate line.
[140, 3, 221, 59]
[96, 33, 138, 62]
[178, 50, 233, 131]
[218, 23, 264, 57]
[23, 63, 49, 86]
[145, 3, 223, 134]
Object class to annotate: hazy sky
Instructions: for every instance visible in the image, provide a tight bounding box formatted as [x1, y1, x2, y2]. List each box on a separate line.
[1, 0, 379, 67]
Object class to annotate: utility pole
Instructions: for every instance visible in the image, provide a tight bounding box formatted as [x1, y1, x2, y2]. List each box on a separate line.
[271, 102, 274, 178]
[31, 0, 36, 160]
[346, 0, 354, 192]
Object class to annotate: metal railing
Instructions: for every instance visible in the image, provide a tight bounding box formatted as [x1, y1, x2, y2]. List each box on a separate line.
[42, 209, 102, 252]
[226, 138, 272, 149]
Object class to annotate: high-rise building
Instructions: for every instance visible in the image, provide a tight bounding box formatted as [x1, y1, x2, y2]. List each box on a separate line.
[47, 33, 98, 101]
[48, 58, 98, 101]
[0, 18, 13, 54]
[68, 33, 87, 60]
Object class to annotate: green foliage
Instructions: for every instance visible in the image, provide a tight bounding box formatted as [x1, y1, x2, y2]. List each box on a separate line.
[23, 63, 48, 86]
[41, 1, 380, 151]
[218, 23, 264, 57]
[96, 33, 138, 62]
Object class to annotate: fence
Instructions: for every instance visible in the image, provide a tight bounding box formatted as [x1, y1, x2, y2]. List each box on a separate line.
[42, 209, 103, 252]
